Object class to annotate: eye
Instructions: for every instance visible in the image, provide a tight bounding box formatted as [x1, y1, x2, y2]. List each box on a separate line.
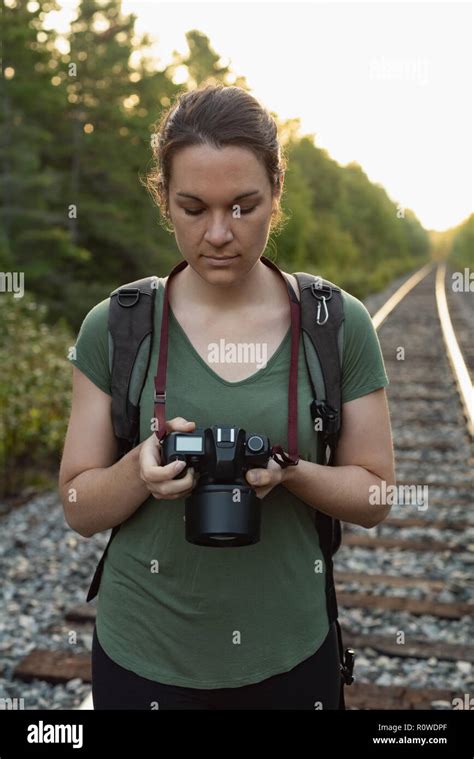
[184, 208, 203, 216]
[183, 206, 257, 217]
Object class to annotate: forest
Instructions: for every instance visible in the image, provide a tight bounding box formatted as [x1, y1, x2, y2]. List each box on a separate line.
[0, 0, 469, 496]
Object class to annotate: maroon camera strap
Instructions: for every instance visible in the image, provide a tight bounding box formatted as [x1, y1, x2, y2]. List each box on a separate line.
[153, 256, 300, 467]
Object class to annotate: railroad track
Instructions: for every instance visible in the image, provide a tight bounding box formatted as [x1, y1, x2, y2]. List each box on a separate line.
[1, 261, 472, 711]
[338, 262, 473, 709]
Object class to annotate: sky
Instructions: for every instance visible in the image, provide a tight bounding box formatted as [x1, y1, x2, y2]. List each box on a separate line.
[45, 0, 473, 232]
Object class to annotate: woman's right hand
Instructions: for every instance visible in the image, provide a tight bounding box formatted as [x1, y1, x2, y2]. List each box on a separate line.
[139, 417, 198, 500]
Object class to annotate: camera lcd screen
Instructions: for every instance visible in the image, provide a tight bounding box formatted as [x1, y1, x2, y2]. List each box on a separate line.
[176, 436, 203, 452]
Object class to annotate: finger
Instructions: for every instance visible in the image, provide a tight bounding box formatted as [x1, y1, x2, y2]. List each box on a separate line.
[246, 469, 270, 487]
[165, 417, 196, 434]
[151, 491, 185, 501]
[142, 457, 186, 485]
[151, 466, 195, 498]
[138, 434, 162, 470]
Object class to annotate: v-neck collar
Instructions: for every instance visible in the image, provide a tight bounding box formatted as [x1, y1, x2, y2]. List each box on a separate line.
[168, 305, 291, 387]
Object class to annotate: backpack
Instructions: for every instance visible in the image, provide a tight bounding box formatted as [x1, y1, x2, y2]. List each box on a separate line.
[85, 256, 355, 707]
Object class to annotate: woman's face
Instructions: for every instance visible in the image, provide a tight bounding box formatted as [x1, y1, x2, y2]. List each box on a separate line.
[167, 144, 281, 284]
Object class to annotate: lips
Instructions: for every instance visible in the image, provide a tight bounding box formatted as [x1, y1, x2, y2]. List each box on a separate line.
[204, 255, 238, 260]
[202, 255, 240, 267]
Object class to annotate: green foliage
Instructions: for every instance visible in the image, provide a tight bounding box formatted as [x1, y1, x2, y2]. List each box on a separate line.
[1, 0, 433, 496]
[451, 214, 474, 270]
[274, 138, 429, 298]
[0, 293, 73, 497]
[2, 0, 430, 331]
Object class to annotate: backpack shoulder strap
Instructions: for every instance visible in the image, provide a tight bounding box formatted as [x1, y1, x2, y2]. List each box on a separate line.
[294, 272, 344, 466]
[294, 272, 355, 707]
[295, 273, 345, 544]
[108, 275, 161, 458]
[86, 275, 162, 604]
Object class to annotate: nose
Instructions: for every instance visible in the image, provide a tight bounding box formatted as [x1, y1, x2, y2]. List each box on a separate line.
[203, 212, 234, 247]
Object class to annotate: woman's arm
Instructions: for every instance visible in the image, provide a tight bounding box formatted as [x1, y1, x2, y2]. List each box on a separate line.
[59, 368, 199, 538]
[282, 388, 396, 528]
[246, 388, 395, 529]
[58, 367, 151, 538]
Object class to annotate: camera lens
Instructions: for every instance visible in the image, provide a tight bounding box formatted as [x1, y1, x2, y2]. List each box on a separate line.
[247, 435, 264, 453]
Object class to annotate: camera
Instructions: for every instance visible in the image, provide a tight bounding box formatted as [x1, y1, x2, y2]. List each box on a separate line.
[161, 425, 271, 546]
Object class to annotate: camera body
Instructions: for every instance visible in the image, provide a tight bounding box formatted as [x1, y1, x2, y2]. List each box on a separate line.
[161, 426, 271, 546]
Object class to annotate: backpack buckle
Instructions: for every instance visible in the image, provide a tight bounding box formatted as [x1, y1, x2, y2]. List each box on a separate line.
[310, 281, 333, 300]
[311, 399, 339, 435]
[117, 287, 140, 307]
[341, 648, 356, 685]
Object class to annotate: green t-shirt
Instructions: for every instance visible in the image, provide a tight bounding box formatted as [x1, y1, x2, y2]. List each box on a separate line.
[69, 274, 389, 689]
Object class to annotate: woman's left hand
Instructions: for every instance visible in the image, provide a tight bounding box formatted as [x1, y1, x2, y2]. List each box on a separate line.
[245, 458, 285, 499]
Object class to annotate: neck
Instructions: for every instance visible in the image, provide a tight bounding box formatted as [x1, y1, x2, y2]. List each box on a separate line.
[174, 257, 282, 312]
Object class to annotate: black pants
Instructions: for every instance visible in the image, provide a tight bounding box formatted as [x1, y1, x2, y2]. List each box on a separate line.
[91, 622, 342, 710]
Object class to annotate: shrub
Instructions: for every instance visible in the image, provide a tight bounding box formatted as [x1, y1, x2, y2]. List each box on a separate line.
[0, 292, 73, 497]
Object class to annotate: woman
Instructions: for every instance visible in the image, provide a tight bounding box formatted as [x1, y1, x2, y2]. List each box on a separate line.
[58, 84, 395, 710]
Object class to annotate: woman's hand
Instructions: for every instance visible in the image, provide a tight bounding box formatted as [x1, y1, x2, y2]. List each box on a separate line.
[245, 457, 285, 499]
[139, 417, 199, 501]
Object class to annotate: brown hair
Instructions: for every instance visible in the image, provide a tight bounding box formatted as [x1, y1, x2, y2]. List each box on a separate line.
[142, 84, 288, 234]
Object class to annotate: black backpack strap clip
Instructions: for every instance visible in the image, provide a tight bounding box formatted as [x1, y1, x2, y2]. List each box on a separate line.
[341, 647, 356, 685]
[334, 618, 356, 709]
[116, 287, 141, 308]
[311, 398, 339, 436]
[310, 281, 333, 299]
[311, 398, 340, 468]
